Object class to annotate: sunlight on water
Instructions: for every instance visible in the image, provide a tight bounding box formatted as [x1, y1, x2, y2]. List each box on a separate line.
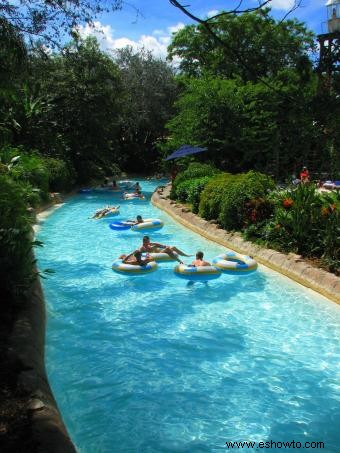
[36, 179, 340, 453]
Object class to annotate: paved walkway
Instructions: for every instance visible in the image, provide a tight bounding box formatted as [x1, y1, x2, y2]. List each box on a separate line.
[152, 184, 340, 304]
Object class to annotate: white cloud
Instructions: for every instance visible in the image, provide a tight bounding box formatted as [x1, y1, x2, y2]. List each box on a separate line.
[153, 29, 164, 36]
[168, 22, 186, 34]
[76, 21, 117, 52]
[207, 9, 219, 18]
[269, 0, 296, 10]
[76, 20, 184, 59]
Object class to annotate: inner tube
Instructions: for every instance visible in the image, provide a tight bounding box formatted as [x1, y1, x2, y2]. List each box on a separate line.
[123, 194, 145, 200]
[112, 260, 158, 275]
[109, 221, 131, 231]
[212, 252, 257, 273]
[131, 219, 164, 232]
[174, 264, 222, 281]
[119, 180, 134, 189]
[142, 252, 178, 262]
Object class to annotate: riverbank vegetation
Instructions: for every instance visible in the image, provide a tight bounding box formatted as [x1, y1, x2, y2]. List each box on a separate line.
[170, 163, 339, 274]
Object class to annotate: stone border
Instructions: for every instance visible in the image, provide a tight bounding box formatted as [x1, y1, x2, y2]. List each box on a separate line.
[4, 194, 78, 451]
[152, 184, 339, 305]
[9, 277, 76, 452]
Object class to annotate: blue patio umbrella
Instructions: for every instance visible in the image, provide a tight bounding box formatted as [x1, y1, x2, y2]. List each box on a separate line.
[164, 144, 208, 161]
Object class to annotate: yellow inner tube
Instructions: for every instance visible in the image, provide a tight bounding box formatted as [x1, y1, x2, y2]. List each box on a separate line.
[212, 252, 257, 273]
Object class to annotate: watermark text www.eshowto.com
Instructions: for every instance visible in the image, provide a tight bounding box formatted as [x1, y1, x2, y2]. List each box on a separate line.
[225, 440, 325, 449]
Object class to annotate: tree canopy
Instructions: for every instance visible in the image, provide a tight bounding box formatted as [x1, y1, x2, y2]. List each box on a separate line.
[167, 8, 316, 82]
[0, 0, 122, 45]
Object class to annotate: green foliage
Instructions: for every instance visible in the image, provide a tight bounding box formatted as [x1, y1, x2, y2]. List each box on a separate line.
[244, 185, 339, 271]
[109, 162, 121, 178]
[171, 162, 220, 198]
[44, 157, 75, 192]
[0, 147, 52, 202]
[19, 182, 43, 208]
[2, 1, 123, 46]
[10, 153, 49, 193]
[167, 9, 315, 81]
[16, 36, 123, 184]
[199, 173, 236, 220]
[165, 77, 243, 172]
[0, 18, 27, 93]
[114, 47, 178, 172]
[0, 175, 36, 296]
[218, 171, 275, 230]
[175, 176, 212, 213]
[273, 185, 322, 249]
[165, 73, 322, 180]
[243, 197, 274, 225]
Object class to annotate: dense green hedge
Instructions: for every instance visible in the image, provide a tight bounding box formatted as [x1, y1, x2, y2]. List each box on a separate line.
[198, 173, 236, 220]
[171, 162, 220, 199]
[0, 147, 77, 203]
[45, 157, 75, 192]
[175, 176, 212, 213]
[198, 171, 275, 229]
[218, 171, 275, 230]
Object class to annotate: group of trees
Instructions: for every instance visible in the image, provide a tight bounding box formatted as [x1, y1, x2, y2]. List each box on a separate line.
[1, 33, 177, 183]
[1, 3, 339, 185]
[165, 8, 339, 180]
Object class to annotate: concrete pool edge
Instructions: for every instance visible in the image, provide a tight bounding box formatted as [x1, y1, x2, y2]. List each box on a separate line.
[152, 185, 340, 305]
[6, 196, 78, 451]
[8, 273, 76, 452]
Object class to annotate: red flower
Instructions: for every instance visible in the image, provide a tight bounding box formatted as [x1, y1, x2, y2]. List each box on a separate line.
[283, 198, 294, 209]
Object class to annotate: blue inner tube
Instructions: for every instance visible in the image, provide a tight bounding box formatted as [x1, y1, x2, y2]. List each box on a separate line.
[109, 221, 132, 231]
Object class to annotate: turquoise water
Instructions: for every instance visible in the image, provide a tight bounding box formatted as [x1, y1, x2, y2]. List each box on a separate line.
[36, 179, 340, 453]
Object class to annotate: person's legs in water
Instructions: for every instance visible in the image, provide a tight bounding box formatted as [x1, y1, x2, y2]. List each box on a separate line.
[168, 246, 193, 257]
[163, 246, 183, 263]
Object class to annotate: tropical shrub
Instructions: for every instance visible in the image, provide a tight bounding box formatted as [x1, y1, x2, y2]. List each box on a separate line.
[171, 162, 220, 199]
[0, 147, 53, 202]
[218, 171, 275, 230]
[175, 176, 212, 213]
[20, 182, 43, 207]
[45, 157, 75, 192]
[269, 184, 323, 255]
[244, 185, 339, 273]
[243, 197, 274, 225]
[315, 191, 339, 272]
[9, 153, 49, 194]
[199, 173, 236, 220]
[0, 175, 37, 297]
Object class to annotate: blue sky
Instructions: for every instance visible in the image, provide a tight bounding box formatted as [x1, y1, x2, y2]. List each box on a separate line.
[78, 0, 326, 58]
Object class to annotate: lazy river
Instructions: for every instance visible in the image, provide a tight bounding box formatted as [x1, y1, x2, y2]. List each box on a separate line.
[36, 179, 340, 452]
